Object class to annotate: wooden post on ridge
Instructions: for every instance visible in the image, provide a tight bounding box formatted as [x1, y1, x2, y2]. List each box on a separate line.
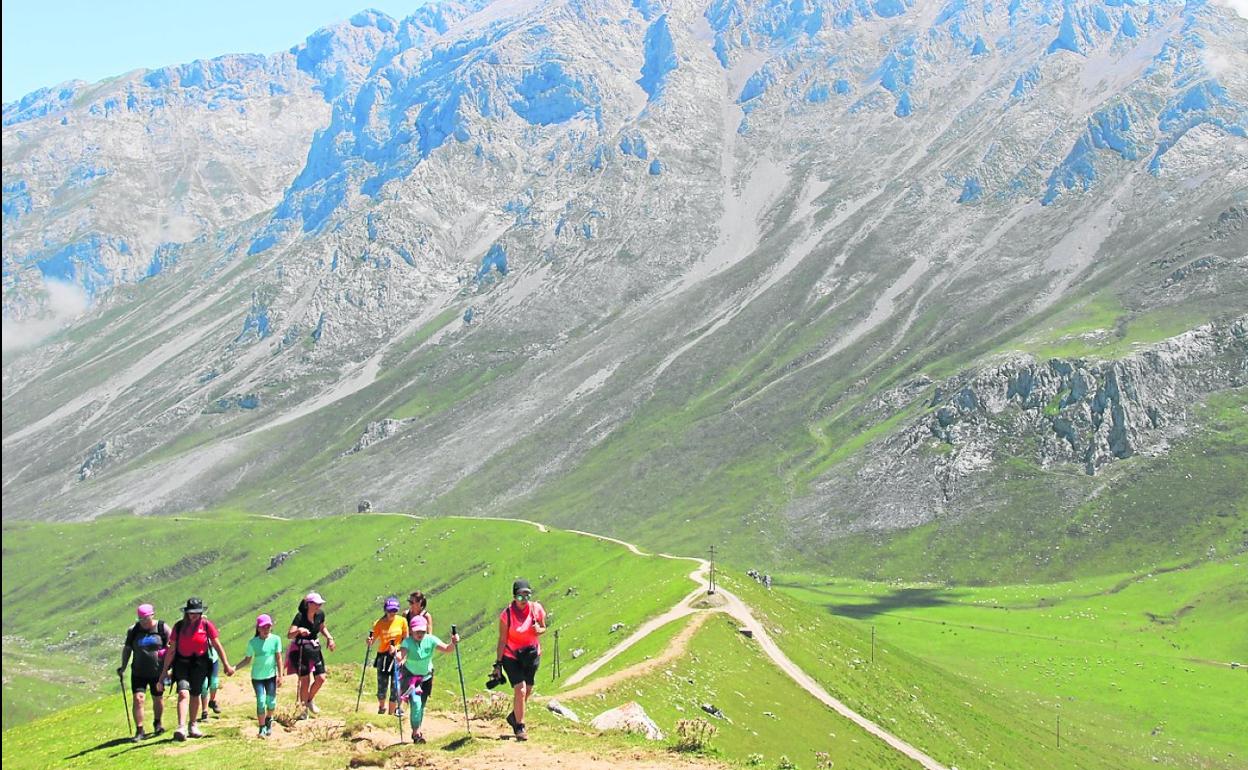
[708, 545, 717, 595]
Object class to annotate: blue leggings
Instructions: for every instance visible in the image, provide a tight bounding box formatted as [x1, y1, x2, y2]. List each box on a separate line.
[399, 671, 428, 729]
[252, 677, 277, 714]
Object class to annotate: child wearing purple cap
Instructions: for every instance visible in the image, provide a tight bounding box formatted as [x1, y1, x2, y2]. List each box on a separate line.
[394, 615, 458, 743]
[238, 614, 283, 738]
[368, 597, 406, 715]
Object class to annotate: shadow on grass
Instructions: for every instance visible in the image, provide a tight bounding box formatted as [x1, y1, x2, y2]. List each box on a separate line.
[825, 587, 963, 619]
[62, 736, 138, 760]
[442, 735, 473, 751]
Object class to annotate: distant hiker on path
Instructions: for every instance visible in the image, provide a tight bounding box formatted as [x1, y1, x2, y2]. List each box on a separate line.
[158, 597, 234, 741]
[369, 597, 407, 715]
[395, 614, 458, 743]
[494, 578, 546, 742]
[117, 603, 169, 741]
[238, 614, 283, 738]
[288, 591, 335, 717]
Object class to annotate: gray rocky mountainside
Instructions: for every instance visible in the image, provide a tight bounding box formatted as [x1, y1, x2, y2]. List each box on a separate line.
[3, 0, 1247, 580]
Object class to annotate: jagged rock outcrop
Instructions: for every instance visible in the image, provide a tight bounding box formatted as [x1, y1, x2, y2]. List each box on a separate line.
[78, 440, 122, 481]
[267, 549, 298, 570]
[800, 316, 1247, 532]
[343, 418, 412, 456]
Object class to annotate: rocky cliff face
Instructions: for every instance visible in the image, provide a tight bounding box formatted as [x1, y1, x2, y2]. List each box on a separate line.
[798, 317, 1247, 535]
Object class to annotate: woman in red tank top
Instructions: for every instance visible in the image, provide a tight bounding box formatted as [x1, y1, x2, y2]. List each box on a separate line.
[492, 579, 546, 741]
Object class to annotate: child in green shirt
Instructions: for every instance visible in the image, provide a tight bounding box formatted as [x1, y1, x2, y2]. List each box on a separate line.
[238, 614, 284, 738]
[394, 615, 458, 743]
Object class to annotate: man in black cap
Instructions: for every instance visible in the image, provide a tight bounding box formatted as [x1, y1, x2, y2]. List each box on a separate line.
[493, 579, 546, 741]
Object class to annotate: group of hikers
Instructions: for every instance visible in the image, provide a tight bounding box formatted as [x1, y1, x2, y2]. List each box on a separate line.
[118, 580, 547, 744]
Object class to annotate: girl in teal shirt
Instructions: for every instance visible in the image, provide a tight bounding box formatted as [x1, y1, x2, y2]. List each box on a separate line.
[238, 614, 283, 738]
[394, 615, 458, 743]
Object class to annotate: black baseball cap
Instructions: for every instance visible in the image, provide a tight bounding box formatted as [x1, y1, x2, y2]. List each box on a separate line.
[512, 579, 532, 595]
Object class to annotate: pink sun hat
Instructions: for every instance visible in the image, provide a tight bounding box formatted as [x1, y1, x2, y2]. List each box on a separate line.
[256, 614, 274, 627]
[136, 603, 155, 618]
[409, 615, 428, 632]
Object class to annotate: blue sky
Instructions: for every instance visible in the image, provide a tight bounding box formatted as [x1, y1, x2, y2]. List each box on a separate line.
[2, 1, 428, 103]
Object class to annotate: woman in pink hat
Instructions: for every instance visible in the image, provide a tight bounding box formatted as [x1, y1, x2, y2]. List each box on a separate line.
[287, 591, 335, 717]
[238, 614, 284, 738]
[117, 603, 169, 741]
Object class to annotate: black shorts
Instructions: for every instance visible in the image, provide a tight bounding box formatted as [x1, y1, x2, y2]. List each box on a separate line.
[173, 655, 211, 693]
[293, 643, 325, 677]
[131, 673, 164, 698]
[501, 650, 540, 688]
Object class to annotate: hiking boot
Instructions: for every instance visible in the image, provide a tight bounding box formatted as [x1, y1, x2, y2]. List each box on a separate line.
[515, 723, 528, 742]
[152, 722, 165, 736]
[378, 706, 386, 715]
[506, 711, 518, 731]
[209, 700, 220, 714]
[173, 726, 187, 742]
[188, 724, 205, 739]
[132, 729, 146, 743]
[265, 716, 274, 731]
[413, 731, 426, 744]
[307, 700, 320, 715]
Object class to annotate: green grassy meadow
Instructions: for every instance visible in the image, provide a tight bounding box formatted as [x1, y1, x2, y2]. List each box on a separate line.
[560, 613, 915, 769]
[774, 558, 1248, 769]
[0, 513, 693, 730]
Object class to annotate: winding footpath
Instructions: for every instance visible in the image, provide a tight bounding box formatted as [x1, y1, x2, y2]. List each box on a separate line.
[557, 535, 949, 770]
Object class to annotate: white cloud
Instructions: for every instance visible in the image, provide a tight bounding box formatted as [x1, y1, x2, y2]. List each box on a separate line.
[1215, 0, 1248, 19]
[1, 278, 90, 352]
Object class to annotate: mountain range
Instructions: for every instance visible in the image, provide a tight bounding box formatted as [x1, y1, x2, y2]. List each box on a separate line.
[3, 0, 1246, 578]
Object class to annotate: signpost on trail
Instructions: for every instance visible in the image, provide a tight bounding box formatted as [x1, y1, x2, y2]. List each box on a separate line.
[871, 626, 875, 664]
[708, 545, 717, 595]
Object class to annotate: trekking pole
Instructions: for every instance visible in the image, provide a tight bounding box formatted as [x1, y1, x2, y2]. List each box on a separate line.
[117, 670, 132, 734]
[393, 658, 404, 743]
[355, 639, 375, 712]
[451, 624, 471, 736]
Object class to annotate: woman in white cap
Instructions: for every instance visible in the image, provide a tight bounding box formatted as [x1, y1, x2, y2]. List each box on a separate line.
[287, 591, 335, 716]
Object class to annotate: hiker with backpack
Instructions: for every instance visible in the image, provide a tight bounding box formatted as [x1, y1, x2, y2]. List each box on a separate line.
[157, 597, 235, 741]
[237, 614, 284, 738]
[287, 591, 335, 717]
[493, 579, 546, 742]
[369, 596, 407, 715]
[117, 603, 169, 741]
[394, 614, 459, 743]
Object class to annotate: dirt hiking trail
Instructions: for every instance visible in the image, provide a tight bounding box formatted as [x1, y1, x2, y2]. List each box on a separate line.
[158, 675, 726, 769]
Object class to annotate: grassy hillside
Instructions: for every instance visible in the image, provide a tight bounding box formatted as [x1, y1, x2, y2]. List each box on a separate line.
[559, 612, 916, 769]
[770, 559, 1248, 770]
[0, 512, 694, 729]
